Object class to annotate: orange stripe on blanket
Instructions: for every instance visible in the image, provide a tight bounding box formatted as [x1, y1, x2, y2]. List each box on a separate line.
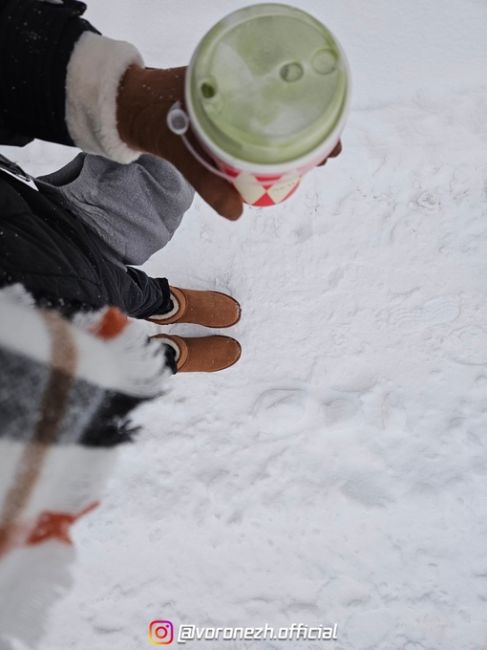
[27, 501, 100, 546]
[90, 308, 129, 340]
[0, 502, 100, 557]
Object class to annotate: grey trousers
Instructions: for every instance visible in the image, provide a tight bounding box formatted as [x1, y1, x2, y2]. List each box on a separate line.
[38, 153, 194, 266]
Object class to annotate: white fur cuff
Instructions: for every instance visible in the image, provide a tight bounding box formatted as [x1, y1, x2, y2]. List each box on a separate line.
[66, 32, 144, 163]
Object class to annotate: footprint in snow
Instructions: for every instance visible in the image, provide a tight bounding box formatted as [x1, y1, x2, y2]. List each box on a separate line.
[446, 325, 487, 366]
[323, 397, 361, 425]
[340, 472, 392, 508]
[387, 295, 460, 330]
[253, 388, 319, 437]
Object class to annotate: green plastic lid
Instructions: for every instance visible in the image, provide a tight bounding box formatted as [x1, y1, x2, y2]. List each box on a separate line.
[187, 3, 349, 166]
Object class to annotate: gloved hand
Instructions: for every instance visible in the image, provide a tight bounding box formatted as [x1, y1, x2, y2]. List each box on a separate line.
[116, 65, 244, 221]
[116, 65, 343, 220]
[319, 140, 342, 165]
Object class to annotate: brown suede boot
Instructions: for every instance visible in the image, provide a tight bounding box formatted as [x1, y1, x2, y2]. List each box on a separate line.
[154, 334, 241, 373]
[148, 287, 241, 328]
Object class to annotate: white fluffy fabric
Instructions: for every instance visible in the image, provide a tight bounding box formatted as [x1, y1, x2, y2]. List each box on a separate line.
[0, 441, 116, 649]
[65, 32, 143, 164]
[0, 290, 168, 397]
[0, 288, 170, 649]
[149, 291, 180, 321]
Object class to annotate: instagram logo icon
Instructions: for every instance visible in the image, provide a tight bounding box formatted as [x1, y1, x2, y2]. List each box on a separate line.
[149, 620, 174, 645]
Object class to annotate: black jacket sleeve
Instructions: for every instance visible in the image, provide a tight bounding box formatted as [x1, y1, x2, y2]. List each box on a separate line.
[0, 0, 99, 146]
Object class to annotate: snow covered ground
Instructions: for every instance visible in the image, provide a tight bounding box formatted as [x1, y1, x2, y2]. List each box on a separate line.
[3, 1, 487, 649]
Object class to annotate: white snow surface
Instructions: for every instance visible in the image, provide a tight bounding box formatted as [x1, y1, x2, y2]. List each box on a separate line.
[2, 1, 487, 649]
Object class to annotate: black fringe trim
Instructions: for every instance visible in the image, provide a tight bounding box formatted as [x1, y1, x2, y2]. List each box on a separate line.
[80, 392, 142, 447]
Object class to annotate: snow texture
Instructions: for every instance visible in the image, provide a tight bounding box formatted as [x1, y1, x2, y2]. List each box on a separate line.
[2, 1, 487, 649]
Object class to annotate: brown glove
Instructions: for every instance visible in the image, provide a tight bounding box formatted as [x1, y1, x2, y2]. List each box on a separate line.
[116, 65, 244, 221]
[116, 65, 343, 219]
[319, 140, 343, 165]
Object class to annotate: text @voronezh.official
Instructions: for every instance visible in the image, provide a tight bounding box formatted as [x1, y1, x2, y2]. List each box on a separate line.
[148, 621, 339, 645]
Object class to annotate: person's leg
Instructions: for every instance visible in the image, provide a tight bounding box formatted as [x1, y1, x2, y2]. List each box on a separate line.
[38, 153, 241, 322]
[38, 153, 194, 266]
[36, 155, 242, 371]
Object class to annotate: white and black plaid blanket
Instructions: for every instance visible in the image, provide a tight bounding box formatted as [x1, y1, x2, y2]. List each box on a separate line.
[0, 287, 170, 649]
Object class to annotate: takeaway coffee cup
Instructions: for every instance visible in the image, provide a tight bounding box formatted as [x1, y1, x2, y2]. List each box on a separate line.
[168, 3, 350, 207]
